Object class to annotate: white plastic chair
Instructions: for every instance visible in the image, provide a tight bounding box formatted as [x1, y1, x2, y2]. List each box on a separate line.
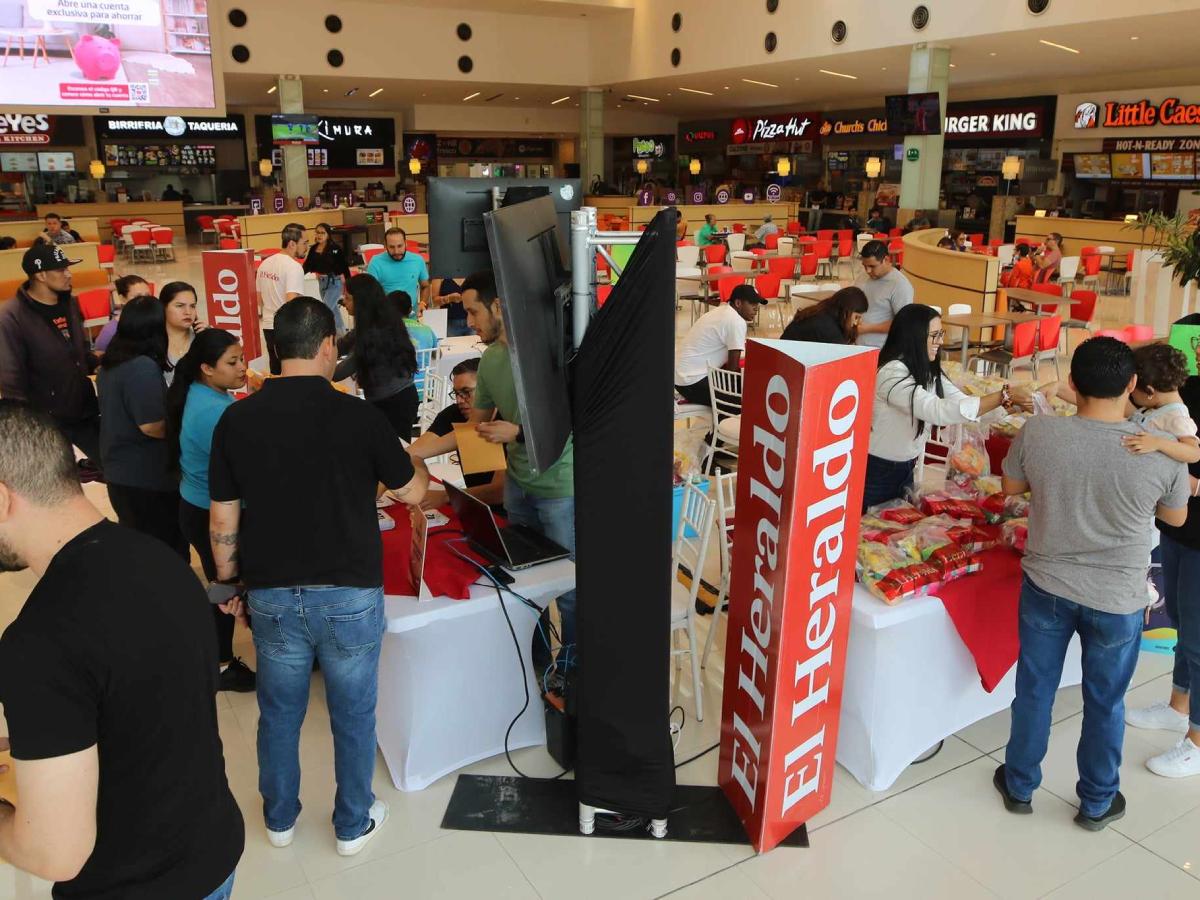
[726, 232, 747, 253]
[997, 244, 1016, 267]
[671, 480, 716, 722]
[1058, 255, 1080, 295]
[418, 371, 450, 433]
[731, 252, 756, 273]
[704, 366, 743, 473]
[701, 471, 736, 669]
[776, 237, 794, 257]
[421, 308, 448, 340]
[677, 245, 700, 267]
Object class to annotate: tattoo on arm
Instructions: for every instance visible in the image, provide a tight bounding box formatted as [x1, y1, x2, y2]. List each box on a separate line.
[210, 532, 238, 546]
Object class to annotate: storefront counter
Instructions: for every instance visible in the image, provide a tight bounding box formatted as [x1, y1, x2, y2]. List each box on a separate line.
[1013, 215, 1166, 258]
[35, 201, 184, 243]
[0, 217, 101, 247]
[902, 228, 1001, 335]
[237, 209, 345, 253]
[629, 202, 792, 237]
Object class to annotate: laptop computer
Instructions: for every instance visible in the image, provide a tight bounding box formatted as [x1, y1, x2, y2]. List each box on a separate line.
[444, 482, 570, 570]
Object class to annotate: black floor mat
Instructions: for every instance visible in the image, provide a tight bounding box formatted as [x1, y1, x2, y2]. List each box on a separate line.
[441, 775, 809, 847]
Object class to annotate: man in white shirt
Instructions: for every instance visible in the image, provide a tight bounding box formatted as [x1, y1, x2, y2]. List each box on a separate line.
[256, 223, 308, 374]
[855, 239, 914, 349]
[674, 284, 765, 406]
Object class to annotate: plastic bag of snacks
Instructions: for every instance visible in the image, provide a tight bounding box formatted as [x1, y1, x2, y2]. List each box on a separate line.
[860, 514, 907, 543]
[858, 541, 914, 582]
[673, 423, 709, 485]
[981, 492, 1007, 523]
[928, 544, 984, 583]
[944, 522, 1002, 553]
[1002, 517, 1028, 553]
[871, 499, 926, 525]
[948, 423, 991, 484]
[887, 522, 955, 561]
[919, 490, 987, 523]
[973, 475, 1002, 497]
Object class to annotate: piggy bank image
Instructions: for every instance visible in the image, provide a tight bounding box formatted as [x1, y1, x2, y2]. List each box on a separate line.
[75, 35, 122, 81]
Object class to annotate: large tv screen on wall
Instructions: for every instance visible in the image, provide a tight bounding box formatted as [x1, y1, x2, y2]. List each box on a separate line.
[0, 0, 217, 109]
[884, 92, 942, 136]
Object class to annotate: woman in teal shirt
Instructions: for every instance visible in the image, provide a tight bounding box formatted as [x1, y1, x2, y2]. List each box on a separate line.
[166, 328, 256, 692]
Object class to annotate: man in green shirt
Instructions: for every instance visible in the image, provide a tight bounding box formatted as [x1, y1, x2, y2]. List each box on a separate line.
[696, 214, 719, 247]
[407, 270, 575, 675]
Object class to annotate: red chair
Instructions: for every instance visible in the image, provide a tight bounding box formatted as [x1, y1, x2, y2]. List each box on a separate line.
[1080, 254, 1103, 292]
[888, 239, 904, 255]
[797, 253, 819, 280]
[109, 219, 130, 243]
[1030, 282, 1063, 315]
[1126, 324, 1154, 342]
[889, 228, 903, 238]
[767, 255, 797, 281]
[970, 319, 1038, 378]
[764, 232, 780, 250]
[676, 239, 694, 247]
[750, 247, 768, 257]
[873, 232, 889, 241]
[197, 215, 216, 244]
[1080, 245, 1098, 259]
[836, 235, 852, 261]
[893, 250, 904, 269]
[1032, 264, 1055, 285]
[129, 229, 154, 263]
[1062, 289, 1097, 352]
[816, 229, 834, 243]
[1015, 237, 1037, 248]
[786, 221, 801, 235]
[836, 229, 853, 244]
[597, 284, 614, 308]
[732, 223, 745, 234]
[218, 237, 240, 250]
[989, 238, 1004, 248]
[717, 275, 745, 303]
[97, 244, 115, 269]
[755, 273, 782, 301]
[812, 240, 834, 279]
[702, 244, 727, 265]
[76, 288, 111, 326]
[406, 240, 422, 252]
[259, 247, 281, 258]
[969, 233, 984, 247]
[1037, 315, 1063, 380]
[150, 227, 175, 261]
[1123, 251, 1135, 294]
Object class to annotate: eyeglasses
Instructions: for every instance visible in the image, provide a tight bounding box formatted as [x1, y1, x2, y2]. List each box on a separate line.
[928, 330, 946, 343]
[450, 388, 475, 400]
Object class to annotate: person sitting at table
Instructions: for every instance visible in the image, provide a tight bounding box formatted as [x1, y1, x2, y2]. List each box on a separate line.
[863, 304, 1020, 511]
[1002, 244, 1036, 293]
[38, 212, 76, 245]
[334, 274, 421, 440]
[696, 214, 719, 247]
[866, 207, 890, 232]
[781, 287, 868, 345]
[408, 357, 506, 512]
[855, 240, 914, 349]
[903, 210, 932, 233]
[674, 284, 766, 407]
[996, 337, 1190, 830]
[747, 214, 779, 248]
[937, 235, 955, 250]
[1034, 232, 1063, 278]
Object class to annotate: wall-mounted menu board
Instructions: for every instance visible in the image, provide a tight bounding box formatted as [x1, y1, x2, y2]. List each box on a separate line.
[1111, 153, 1149, 179]
[0, 152, 38, 172]
[37, 152, 75, 172]
[103, 143, 216, 172]
[1149, 152, 1195, 180]
[1073, 153, 1112, 177]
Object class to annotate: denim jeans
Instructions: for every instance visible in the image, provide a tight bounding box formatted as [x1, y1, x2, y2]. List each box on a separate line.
[1159, 533, 1200, 729]
[447, 318, 474, 338]
[861, 454, 917, 512]
[504, 479, 576, 671]
[248, 585, 384, 841]
[202, 870, 236, 900]
[318, 274, 346, 335]
[1005, 576, 1143, 818]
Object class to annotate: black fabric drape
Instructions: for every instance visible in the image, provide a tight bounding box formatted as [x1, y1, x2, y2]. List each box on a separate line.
[573, 208, 678, 818]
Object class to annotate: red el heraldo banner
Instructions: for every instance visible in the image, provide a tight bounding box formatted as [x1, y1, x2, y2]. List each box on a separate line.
[717, 338, 877, 853]
[201, 249, 261, 366]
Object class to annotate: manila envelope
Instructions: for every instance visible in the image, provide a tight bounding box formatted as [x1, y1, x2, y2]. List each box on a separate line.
[452, 422, 507, 475]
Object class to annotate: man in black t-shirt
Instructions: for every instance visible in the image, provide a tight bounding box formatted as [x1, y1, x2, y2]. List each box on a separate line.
[409, 357, 505, 511]
[0, 401, 244, 899]
[208, 298, 427, 857]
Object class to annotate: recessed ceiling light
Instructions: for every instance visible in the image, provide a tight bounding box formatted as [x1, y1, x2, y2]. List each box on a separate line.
[1130, 35, 1139, 40]
[1039, 38, 1080, 54]
[462, 92, 480, 101]
[818, 68, 857, 80]
[742, 78, 778, 88]
[551, 95, 571, 104]
[723, 85, 730, 90]
[881, 66, 887, 71]
[949, 63, 957, 68]
[323, 88, 328, 93]
[369, 88, 383, 97]
[616, 104, 622, 108]
[989, 51, 997, 56]
[627, 93, 660, 102]
[679, 87, 714, 96]
[514, 96, 520, 100]
[267, 85, 276, 94]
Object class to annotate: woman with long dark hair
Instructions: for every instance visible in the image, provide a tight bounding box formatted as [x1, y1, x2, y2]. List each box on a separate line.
[159, 281, 205, 386]
[781, 286, 869, 344]
[166, 328, 256, 692]
[98, 295, 188, 556]
[863, 304, 1016, 510]
[335, 273, 420, 438]
[303, 222, 350, 334]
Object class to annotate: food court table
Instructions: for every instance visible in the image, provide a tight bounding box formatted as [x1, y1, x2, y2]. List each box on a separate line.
[941, 311, 1047, 368]
[1005, 288, 1072, 315]
[839, 584, 1083, 791]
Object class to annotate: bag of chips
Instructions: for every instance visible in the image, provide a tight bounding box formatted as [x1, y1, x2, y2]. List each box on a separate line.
[944, 522, 1002, 554]
[928, 544, 984, 583]
[857, 540, 912, 582]
[871, 499, 926, 525]
[860, 514, 907, 543]
[864, 559, 942, 604]
[973, 475, 1002, 497]
[981, 492, 1007, 523]
[948, 423, 991, 483]
[887, 522, 955, 561]
[919, 491, 987, 523]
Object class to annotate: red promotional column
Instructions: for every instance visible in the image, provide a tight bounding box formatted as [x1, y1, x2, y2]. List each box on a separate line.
[717, 338, 877, 853]
[201, 249, 261, 365]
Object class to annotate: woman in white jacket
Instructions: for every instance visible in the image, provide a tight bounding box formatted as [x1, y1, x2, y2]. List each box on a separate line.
[864, 304, 1018, 510]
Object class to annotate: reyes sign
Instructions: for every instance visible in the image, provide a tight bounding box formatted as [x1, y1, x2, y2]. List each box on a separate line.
[718, 338, 876, 853]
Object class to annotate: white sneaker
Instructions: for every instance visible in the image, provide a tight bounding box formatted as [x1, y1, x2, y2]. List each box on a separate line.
[266, 826, 294, 848]
[1125, 701, 1189, 734]
[336, 800, 389, 857]
[1147, 736, 1200, 778]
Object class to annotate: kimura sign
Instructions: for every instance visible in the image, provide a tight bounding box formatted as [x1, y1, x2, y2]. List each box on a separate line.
[717, 338, 877, 853]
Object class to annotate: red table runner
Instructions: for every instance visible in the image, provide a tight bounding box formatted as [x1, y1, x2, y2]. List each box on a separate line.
[380, 505, 493, 599]
[935, 547, 1023, 692]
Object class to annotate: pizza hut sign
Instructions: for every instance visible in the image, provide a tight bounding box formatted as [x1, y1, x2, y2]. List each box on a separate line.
[732, 113, 820, 145]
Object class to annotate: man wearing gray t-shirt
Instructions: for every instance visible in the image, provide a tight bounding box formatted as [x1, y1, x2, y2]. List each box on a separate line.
[994, 337, 1190, 832]
[855, 240, 914, 349]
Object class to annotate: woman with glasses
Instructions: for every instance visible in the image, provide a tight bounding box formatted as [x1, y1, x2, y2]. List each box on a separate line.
[862, 304, 1019, 511]
[407, 357, 506, 511]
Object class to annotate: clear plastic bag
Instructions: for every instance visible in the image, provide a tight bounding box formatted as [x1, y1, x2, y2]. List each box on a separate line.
[948, 423, 991, 484]
[870, 498, 926, 525]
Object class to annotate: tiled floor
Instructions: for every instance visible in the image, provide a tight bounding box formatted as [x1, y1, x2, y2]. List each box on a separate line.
[0, 244, 1193, 899]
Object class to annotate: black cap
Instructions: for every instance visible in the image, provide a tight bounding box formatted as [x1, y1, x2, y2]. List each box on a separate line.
[729, 284, 767, 305]
[22, 243, 81, 276]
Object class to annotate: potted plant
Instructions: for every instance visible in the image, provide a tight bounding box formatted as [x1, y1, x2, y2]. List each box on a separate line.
[1125, 211, 1200, 287]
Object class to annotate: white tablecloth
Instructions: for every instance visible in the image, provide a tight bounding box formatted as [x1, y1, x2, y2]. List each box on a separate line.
[838, 584, 1083, 791]
[376, 463, 576, 791]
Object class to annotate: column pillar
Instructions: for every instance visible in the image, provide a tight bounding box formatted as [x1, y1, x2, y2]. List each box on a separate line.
[277, 74, 309, 202]
[898, 44, 950, 217]
[579, 88, 604, 191]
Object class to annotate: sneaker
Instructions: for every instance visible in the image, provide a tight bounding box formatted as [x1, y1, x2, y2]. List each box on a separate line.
[266, 825, 294, 848]
[218, 658, 256, 693]
[1074, 792, 1126, 832]
[336, 800, 388, 857]
[1146, 736, 1200, 779]
[992, 764, 1032, 815]
[1125, 701, 1189, 734]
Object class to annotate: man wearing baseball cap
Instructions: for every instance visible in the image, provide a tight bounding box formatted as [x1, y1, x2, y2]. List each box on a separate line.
[674, 283, 766, 407]
[0, 244, 102, 466]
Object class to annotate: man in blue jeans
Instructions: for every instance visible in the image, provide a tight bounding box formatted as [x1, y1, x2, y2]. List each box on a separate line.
[209, 298, 428, 856]
[997, 337, 1190, 830]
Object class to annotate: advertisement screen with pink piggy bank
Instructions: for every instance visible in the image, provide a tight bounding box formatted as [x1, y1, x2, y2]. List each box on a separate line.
[0, 0, 216, 109]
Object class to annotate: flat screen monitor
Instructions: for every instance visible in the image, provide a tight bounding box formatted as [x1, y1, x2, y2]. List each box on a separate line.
[0, 0, 216, 109]
[37, 152, 75, 172]
[271, 114, 320, 145]
[1150, 152, 1196, 181]
[0, 152, 38, 173]
[483, 195, 572, 475]
[1073, 153, 1111, 178]
[885, 92, 942, 136]
[428, 176, 582, 278]
[1111, 152, 1149, 179]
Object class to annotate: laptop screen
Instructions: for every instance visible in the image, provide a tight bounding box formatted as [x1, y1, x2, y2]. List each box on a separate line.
[444, 483, 508, 559]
